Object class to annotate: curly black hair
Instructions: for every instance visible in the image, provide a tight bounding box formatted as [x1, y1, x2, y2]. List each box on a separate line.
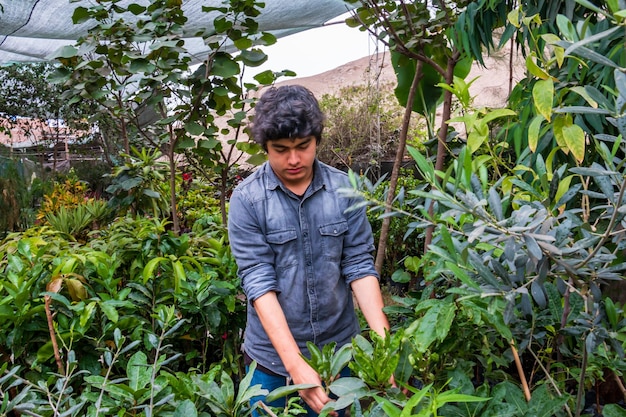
[251, 85, 325, 150]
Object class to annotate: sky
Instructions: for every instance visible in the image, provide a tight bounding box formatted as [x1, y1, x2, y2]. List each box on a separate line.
[243, 12, 386, 82]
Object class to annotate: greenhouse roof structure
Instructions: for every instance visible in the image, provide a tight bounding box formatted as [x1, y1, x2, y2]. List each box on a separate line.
[0, 0, 354, 65]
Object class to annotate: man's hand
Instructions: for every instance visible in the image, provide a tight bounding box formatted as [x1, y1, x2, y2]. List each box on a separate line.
[289, 359, 337, 416]
[253, 292, 339, 415]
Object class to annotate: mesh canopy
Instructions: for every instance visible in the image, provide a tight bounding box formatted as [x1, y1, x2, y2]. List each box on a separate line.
[0, 0, 354, 64]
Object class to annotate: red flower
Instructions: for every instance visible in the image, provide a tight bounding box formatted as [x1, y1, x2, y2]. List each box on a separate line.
[182, 172, 192, 182]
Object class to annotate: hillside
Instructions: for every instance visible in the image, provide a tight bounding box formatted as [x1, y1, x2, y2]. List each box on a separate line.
[273, 46, 524, 108]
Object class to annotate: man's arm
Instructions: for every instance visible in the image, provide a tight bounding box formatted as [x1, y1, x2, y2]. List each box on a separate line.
[350, 275, 390, 337]
[253, 292, 338, 416]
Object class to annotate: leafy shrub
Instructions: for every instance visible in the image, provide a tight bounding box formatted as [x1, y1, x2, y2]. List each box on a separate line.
[46, 199, 112, 238]
[177, 178, 223, 231]
[70, 159, 113, 198]
[0, 157, 37, 235]
[37, 169, 89, 221]
[357, 145, 626, 415]
[0, 213, 245, 407]
[318, 83, 425, 175]
[363, 169, 425, 288]
[105, 147, 171, 219]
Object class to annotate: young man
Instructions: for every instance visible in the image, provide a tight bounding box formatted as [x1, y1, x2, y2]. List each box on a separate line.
[227, 85, 390, 416]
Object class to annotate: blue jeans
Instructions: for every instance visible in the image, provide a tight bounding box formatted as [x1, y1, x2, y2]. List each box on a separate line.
[247, 365, 350, 417]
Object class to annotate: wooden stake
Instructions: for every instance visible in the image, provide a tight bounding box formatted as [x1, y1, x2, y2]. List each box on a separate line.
[510, 340, 531, 402]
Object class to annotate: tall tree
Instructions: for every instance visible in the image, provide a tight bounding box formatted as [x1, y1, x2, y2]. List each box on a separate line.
[0, 63, 91, 165]
[346, 0, 472, 275]
[52, 0, 276, 231]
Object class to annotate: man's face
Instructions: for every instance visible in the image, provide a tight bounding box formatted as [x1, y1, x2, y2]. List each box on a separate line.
[266, 136, 317, 193]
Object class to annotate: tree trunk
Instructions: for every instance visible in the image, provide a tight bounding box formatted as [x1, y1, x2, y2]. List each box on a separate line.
[423, 50, 460, 253]
[166, 119, 180, 234]
[374, 60, 424, 275]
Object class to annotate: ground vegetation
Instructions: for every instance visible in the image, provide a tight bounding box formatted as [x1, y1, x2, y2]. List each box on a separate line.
[0, 1, 625, 416]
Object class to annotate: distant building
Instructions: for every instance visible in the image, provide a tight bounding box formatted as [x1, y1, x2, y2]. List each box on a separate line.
[0, 116, 103, 170]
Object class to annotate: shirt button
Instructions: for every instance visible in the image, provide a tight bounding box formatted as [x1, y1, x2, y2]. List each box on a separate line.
[306, 261, 311, 266]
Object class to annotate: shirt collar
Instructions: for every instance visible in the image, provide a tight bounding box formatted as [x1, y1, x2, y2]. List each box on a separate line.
[264, 159, 326, 196]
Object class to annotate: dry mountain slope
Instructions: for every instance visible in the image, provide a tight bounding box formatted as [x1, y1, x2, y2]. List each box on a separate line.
[274, 47, 523, 108]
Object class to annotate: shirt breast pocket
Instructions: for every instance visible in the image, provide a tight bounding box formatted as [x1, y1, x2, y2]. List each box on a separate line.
[266, 229, 299, 271]
[319, 221, 348, 262]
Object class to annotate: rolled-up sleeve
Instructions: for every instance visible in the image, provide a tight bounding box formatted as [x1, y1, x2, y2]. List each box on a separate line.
[341, 197, 379, 284]
[227, 189, 280, 302]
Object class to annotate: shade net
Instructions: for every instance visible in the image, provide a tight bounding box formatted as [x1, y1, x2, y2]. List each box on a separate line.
[0, 0, 353, 64]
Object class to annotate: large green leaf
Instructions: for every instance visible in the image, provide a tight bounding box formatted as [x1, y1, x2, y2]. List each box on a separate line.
[406, 298, 456, 352]
[533, 79, 554, 122]
[392, 51, 443, 117]
[212, 53, 240, 78]
[553, 114, 585, 162]
[561, 123, 585, 162]
[528, 115, 544, 152]
[173, 400, 198, 417]
[127, 351, 151, 392]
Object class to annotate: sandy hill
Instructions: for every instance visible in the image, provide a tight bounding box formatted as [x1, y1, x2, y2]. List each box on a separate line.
[274, 46, 524, 109]
[274, 53, 397, 98]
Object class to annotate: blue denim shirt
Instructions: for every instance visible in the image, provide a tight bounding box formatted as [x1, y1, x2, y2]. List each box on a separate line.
[227, 159, 379, 376]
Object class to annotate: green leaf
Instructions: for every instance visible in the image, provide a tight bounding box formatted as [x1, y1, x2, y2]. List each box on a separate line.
[253, 69, 276, 85]
[553, 114, 569, 150]
[602, 403, 626, 417]
[212, 54, 240, 78]
[525, 54, 550, 80]
[330, 344, 353, 378]
[391, 269, 411, 284]
[143, 257, 166, 284]
[533, 79, 554, 122]
[406, 299, 456, 352]
[233, 37, 253, 50]
[49, 45, 79, 59]
[445, 261, 480, 289]
[561, 123, 586, 163]
[604, 298, 618, 329]
[246, 153, 267, 166]
[127, 351, 151, 392]
[99, 300, 120, 323]
[172, 260, 186, 293]
[238, 49, 268, 67]
[569, 86, 598, 108]
[129, 59, 156, 74]
[127, 4, 147, 15]
[328, 377, 368, 397]
[72, 6, 91, 24]
[266, 384, 319, 403]
[392, 51, 443, 117]
[173, 400, 198, 417]
[528, 115, 544, 152]
[435, 390, 490, 405]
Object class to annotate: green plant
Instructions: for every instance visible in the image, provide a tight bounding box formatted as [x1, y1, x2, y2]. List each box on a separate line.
[0, 208, 246, 389]
[363, 170, 427, 286]
[37, 169, 89, 221]
[105, 146, 171, 218]
[0, 157, 37, 235]
[505, 1, 626, 167]
[45, 199, 111, 240]
[52, 0, 276, 231]
[0, 316, 262, 417]
[390, 144, 626, 415]
[264, 332, 488, 417]
[318, 84, 425, 172]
